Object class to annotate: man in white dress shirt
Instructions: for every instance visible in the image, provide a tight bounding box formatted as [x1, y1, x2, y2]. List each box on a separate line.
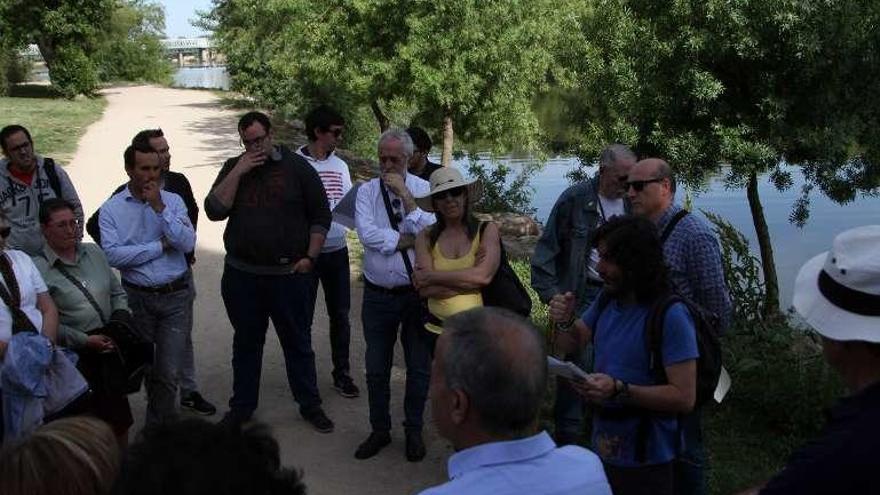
[354, 129, 435, 462]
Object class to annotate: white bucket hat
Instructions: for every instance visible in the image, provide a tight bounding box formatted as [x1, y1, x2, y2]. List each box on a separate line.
[793, 225, 880, 343]
[414, 167, 482, 213]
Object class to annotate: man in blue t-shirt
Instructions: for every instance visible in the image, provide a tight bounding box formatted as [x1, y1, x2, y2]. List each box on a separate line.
[550, 215, 698, 495]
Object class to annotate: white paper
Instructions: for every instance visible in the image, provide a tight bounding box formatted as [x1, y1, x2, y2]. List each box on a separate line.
[331, 182, 362, 229]
[713, 366, 731, 403]
[547, 356, 590, 381]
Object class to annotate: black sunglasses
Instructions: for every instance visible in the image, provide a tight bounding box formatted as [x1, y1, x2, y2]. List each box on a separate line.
[626, 177, 665, 192]
[434, 187, 465, 200]
[0, 227, 10, 239]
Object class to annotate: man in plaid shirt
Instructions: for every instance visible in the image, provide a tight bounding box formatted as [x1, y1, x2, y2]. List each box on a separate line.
[626, 157, 732, 495]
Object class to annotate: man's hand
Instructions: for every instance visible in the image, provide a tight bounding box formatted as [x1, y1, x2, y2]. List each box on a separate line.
[381, 172, 409, 198]
[143, 181, 165, 213]
[397, 234, 416, 251]
[291, 257, 313, 274]
[236, 150, 267, 174]
[578, 373, 616, 403]
[548, 291, 576, 323]
[86, 334, 116, 353]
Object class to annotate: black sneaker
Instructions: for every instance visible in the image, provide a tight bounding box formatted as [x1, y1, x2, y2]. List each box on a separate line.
[354, 431, 391, 459]
[181, 392, 217, 416]
[405, 430, 426, 462]
[332, 374, 360, 398]
[303, 408, 334, 433]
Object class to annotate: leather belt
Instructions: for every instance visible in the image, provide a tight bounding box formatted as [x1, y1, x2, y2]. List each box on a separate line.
[123, 276, 188, 294]
[363, 278, 415, 295]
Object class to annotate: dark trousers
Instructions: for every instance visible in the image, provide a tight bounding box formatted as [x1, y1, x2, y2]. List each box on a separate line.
[604, 462, 674, 495]
[675, 410, 706, 495]
[312, 247, 352, 379]
[361, 284, 431, 432]
[221, 264, 321, 419]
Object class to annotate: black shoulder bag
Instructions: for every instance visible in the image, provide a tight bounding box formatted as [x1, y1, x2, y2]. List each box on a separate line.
[478, 222, 532, 317]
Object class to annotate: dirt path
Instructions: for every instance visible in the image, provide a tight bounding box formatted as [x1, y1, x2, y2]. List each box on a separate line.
[67, 85, 448, 494]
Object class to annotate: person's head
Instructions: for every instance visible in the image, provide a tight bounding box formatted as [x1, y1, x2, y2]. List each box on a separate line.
[377, 128, 415, 178]
[793, 225, 880, 389]
[132, 129, 170, 171]
[39, 198, 78, 253]
[238, 111, 274, 156]
[405, 126, 432, 171]
[304, 105, 345, 151]
[414, 167, 482, 245]
[114, 418, 305, 495]
[123, 141, 161, 195]
[0, 417, 120, 495]
[1, 124, 37, 172]
[592, 215, 669, 303]
[431, 307, 547, 450]
[597, 144, 637, 199]
[627, 158, 675, 221]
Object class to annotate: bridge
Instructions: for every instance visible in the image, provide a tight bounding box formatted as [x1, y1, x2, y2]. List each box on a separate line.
[161, 37, 222, 67]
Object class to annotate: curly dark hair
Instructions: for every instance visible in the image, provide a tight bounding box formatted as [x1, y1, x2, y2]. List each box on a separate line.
[113, 419, 305, 495]
[592, 215, 670, 303]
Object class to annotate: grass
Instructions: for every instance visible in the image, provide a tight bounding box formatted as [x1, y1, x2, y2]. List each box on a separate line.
[0, 84, 107, 163]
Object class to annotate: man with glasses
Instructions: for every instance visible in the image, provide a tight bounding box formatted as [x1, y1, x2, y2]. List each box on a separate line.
[205, 111, 334, 433]
[0, 124, 84, 256]
[85, 129, 216, 417]
[405, 126, 442, 181]
[354, 129, 435, 462]
[295, 105, 359, 399]
[626, 157, 732, 495]
[531, 143, 636, 446]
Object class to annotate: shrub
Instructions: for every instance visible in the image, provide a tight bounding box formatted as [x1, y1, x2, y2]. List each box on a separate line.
[467, 157, 537, 215]
[50, 46, 100, 99]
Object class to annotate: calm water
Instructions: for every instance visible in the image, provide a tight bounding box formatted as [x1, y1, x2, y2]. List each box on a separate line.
[173, 66, 229, 90]
[445, 154, 880, 308]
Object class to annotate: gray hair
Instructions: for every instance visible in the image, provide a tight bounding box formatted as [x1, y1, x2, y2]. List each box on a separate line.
[598, 143, 637, 169]
[377, 128, 415, 159]
[654, 159, 677, 194]
[441, 307, 547, 438]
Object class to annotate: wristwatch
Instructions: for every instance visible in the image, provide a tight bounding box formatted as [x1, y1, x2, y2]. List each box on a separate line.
[555, 317, 576, 333]
[613, 378, 630, 400]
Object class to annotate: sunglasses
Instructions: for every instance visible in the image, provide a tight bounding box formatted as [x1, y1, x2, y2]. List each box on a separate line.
[626, 177, 665, 192]
[323, 127, 343, 137]
[434, 187, 465, 200]
[0, 227, 10, 239]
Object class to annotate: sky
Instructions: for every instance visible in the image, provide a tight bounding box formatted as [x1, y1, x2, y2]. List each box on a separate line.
[159, 0, 213, 38]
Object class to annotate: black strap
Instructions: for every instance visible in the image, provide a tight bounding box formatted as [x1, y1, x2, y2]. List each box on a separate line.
[660, 209, 689, 243]
[44, 157, 63, 199]
[379, 181, 416, 277]
[55, 263, 107, 325]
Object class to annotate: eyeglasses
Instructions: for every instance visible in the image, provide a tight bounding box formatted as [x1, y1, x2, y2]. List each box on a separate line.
[241, 134, 268, 148]
[434, 187, 465, 200]
[391, 198, 403, 223]
[9, 141, 32, 153]
[51, 219, 81, 230]
[626, 177, 665, 192]
[323, 127, 343, 138]
[0, 227, 10, 238]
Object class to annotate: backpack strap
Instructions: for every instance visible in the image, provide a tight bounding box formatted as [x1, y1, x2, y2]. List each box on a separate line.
[43, 157, 63, 199]
[660, 210, 689, 244]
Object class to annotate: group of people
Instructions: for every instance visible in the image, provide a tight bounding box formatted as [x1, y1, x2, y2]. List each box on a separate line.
[0, 105, 877, 495]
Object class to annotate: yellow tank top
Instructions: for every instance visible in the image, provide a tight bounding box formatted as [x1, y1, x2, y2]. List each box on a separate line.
[425, 230, 484, 334]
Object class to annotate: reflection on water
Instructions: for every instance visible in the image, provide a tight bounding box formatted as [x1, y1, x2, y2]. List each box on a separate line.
[173, 66, 229, 90]
[443, 154, 880, 307]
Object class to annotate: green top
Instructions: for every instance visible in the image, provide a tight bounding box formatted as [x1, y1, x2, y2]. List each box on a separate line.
[32, 242, 129, 349]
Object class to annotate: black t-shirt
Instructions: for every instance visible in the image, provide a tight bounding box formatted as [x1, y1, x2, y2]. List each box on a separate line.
[414, 160, 442, 182]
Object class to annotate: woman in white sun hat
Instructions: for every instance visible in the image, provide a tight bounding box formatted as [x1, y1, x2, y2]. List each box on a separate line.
[739, 225, 880, 495]
[412, 167, 501, 353]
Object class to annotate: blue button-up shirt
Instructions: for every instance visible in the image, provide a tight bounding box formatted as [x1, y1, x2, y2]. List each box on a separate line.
[657, 204, 732, 332]
[418, 431, 612, 495]
[98, 187, 195, 286]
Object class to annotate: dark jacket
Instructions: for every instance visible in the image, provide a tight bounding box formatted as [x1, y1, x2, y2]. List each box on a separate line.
[204, 145, 331, 271]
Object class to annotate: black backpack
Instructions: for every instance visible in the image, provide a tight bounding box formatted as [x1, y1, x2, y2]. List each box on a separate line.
[43, 158, 63, 198]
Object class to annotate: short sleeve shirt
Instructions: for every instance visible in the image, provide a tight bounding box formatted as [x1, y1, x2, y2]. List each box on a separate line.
[0, 249, 48, 342]
[581, 294, 699, 466]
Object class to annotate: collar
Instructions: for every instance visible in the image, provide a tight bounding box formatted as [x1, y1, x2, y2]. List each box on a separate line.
[655, 203, 683, 229]
[42, 243, 85, 267]
[447, 431, 556, 480]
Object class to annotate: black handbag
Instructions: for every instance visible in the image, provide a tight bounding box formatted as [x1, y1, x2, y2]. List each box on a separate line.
[479, 222, 533, 317]
[55, 265, 153, 395]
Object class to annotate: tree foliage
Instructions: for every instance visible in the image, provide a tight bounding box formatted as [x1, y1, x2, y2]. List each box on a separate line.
[93, 0, 172, 84]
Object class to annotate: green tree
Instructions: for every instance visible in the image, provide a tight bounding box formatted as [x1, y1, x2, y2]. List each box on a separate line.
[93, 0, 172, 84]
[0, 0, 113, 97]
[564, 0, 880, 316]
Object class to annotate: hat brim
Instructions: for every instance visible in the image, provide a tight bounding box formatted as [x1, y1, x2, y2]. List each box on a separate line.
[793, 251, 880, 343]
[415, 180, 483, 213]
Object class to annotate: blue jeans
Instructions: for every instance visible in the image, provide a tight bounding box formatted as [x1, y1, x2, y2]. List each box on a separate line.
[675, 410, 706, 495]
[221, 265, 321, 419]
[312, 247, 352, 379]
[362, 284, 431, 432]
[126, 285, 192, 427]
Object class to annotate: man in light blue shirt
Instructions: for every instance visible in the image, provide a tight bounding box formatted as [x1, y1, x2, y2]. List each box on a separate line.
[419, 307, 611, 495]
[98, 143, 195, 426]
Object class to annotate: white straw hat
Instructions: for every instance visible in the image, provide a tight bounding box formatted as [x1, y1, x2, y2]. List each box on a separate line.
[414, 167, 482, 212]
[792, 225, 880, 343]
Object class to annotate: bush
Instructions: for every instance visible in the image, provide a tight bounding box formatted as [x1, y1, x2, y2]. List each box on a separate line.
[467, 157, 537, 215]
[50, 46, 100, 99]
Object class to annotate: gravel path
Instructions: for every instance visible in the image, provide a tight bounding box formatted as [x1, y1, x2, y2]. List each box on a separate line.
[66, 85, 448, 495]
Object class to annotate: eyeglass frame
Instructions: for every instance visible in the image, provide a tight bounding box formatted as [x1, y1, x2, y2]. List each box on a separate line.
[626, 177, 666, 192]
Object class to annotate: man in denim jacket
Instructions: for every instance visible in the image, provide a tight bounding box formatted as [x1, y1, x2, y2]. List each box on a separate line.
[530, 143, 635, 445]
